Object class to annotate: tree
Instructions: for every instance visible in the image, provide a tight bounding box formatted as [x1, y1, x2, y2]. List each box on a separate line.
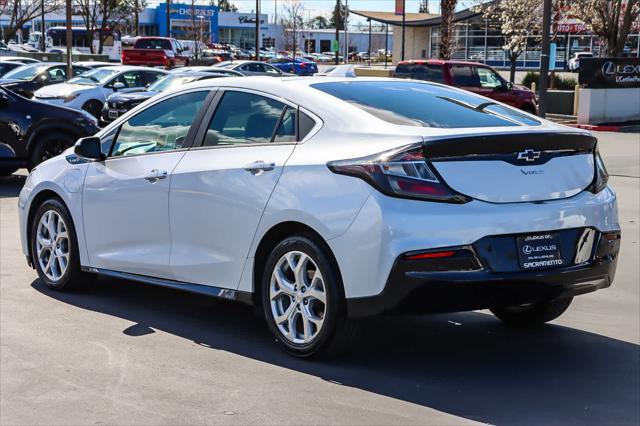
[564, 0, 640, 56]
[214, 0, 237, 12]
[1, 0, 63, 43]
[439, 0, 457, 59]
[330, 0, 346, 30]
[309, 15, 329, 29]
[279, 0, 305, 52]
[419, 0, 430, 13]
[477, 0, 544, 83]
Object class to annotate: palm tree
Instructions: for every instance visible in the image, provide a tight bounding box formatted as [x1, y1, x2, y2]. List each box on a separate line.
[439, 0, 457, 59]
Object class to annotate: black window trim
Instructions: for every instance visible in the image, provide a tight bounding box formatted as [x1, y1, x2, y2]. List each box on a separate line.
[102, 88, 217, 160]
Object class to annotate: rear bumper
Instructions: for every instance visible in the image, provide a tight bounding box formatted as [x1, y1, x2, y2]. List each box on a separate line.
[347, 229, 621, 317]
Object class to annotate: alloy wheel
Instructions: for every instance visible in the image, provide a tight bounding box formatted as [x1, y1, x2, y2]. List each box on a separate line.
[36, 210, 70, 281]
[269, 251, 327, 344]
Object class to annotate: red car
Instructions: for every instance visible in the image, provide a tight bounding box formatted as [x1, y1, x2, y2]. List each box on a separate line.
[122, 37, 189, 69]
[394, 60, 537, 115]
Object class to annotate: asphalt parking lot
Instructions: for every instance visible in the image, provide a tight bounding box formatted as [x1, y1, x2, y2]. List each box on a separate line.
[1, 131, 638, 425]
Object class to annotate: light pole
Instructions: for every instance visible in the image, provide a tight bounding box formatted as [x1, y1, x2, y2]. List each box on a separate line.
[41, 0, 46, 52]
[401, 0, 406, 61]
[538, 0, 552, 118]
[65, 0, 72, 77]
[367, 18, 371, 66]
[166, 1, 171, 38]
[344, 0, 349, 63]
[255, 0, 260, 60]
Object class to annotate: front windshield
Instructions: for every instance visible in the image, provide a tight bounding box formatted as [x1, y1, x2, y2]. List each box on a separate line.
[148, 74, 200, 92]
[3, 64, 48, 80]
[68, 68, 118, 85]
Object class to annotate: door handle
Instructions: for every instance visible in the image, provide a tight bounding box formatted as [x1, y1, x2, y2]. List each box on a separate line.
[144, 169, 168, 182]
[244, 161, 276, 175]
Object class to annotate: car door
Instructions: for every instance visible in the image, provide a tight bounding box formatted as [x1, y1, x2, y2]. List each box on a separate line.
[0, 89, 24, 159]
[169, 89, 303, 288]
[82, 89, 212, 278]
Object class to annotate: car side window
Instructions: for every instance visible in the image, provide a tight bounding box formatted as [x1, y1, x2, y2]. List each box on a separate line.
[477, 67, 503, 89]
[110, 91, 209, 157]
[142, 71, 164, 86]
[273, 107, 296, 143]
[72, 66, 90, 76]
[298, 111, 316, 140]
[264, 64, 280, 75]
[203, 91, 286, 146]
[47, 66, 66, 82]
[412, 64, 445, 83]
[451, 65, 480, 87]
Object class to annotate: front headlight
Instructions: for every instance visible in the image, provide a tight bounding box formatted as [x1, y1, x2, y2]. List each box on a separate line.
[63, 93, 79, 102]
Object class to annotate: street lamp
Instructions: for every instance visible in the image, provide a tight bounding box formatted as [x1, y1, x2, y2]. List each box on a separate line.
[367, 18, 371, 66]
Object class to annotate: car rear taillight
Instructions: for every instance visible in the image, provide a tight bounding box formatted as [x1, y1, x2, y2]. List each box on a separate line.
[327, 144, 469, 203]
[588, 148, 609, 194]
[300, 62, 307, 68]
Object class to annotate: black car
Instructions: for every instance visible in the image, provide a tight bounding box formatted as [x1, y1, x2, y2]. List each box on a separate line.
[0, 61, 25, 77]
[102, 71, 237, 123]
[0, 62, 90, 98]
[0, 88, 99, 175]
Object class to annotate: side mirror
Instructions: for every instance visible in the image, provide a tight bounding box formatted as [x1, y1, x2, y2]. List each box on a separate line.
[505, 81, 514, 91]
[74, 136, 104, 160]
[113, 82, 125, 91]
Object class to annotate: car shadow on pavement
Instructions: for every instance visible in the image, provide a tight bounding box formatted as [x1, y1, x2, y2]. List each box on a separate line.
[32, 277, 639, 426]
[0, 174, 26, 198]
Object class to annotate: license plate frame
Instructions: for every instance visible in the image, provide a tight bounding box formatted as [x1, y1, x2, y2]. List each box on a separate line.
[516, 233, 564, 270]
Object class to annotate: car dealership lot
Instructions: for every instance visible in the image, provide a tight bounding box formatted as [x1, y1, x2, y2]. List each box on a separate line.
[1, 131, 638, 425]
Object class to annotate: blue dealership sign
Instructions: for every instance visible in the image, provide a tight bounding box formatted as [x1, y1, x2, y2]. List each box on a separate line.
[156, 3, 219, 42]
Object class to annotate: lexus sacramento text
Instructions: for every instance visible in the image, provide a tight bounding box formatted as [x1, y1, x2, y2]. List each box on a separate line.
[19, 77, 620, 357]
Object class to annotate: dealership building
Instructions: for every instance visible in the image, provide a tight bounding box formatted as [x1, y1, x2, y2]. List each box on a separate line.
[2, 2, 392, 54]
[352, 7, 640, 68]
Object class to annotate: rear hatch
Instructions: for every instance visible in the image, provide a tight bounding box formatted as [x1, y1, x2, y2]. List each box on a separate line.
[424, 132, 597, 203]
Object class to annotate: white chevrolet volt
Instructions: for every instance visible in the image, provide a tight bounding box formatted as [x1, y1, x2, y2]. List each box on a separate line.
[19, 77, 621, 357]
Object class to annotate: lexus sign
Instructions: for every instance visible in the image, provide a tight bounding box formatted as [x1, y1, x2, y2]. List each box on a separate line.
[579, 57, 640, 88]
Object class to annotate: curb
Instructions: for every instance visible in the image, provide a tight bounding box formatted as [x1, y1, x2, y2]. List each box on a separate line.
[569, 123, 640, 133]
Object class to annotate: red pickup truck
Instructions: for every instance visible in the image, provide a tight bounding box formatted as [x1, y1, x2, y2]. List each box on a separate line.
[121, 37, 190, 69]
[393, 59, 538, 114]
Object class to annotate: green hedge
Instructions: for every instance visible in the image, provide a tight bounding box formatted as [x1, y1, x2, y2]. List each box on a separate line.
[521, 71, 578, 90]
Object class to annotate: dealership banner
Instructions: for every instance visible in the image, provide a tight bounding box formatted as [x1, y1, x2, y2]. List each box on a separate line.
[579, 58, 640, 89]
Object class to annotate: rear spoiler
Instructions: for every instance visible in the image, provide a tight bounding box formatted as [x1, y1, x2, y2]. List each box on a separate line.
[423, 132, 597, 166]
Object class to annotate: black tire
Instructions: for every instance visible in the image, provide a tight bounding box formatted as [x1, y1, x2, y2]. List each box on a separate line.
[82, 100, 102, 119]
[490, 297, 573, 326]
[261, 234, 361, 358]
[28, 131, 76, 170]
[521, 104, 537, 115]
[30, 198, 94, 291]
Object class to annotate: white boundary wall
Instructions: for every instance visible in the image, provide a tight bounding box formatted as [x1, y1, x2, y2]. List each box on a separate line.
[578, 88, 640, 124]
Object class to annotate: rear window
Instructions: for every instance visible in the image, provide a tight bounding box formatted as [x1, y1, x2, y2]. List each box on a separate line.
[135, 38, 172, 50]
[311, 81, 540, 128]
[394, 63, 445, 83]
[451, 65, 480, 87]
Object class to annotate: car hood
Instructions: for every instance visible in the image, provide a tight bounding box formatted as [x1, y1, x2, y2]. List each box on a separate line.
[0, 78, 23, 85]
[108, 90, 157, 103]
[34, 83, 96, 98]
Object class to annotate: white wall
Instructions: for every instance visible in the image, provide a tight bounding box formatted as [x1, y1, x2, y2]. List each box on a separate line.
[392, 25, 428, 64]
[578, 88, 640, 124]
